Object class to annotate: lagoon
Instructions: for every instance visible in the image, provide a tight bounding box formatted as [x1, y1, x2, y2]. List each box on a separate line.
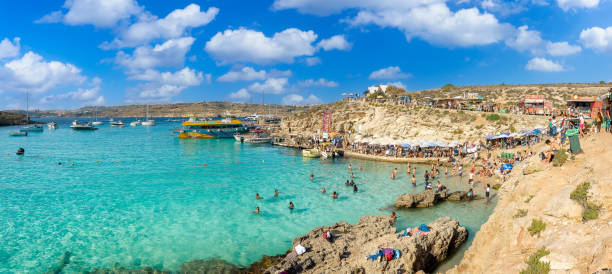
[0, 118, 495, 272]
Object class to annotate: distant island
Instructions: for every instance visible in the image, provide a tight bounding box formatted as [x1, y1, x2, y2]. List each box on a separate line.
[0, 111, 35, 126]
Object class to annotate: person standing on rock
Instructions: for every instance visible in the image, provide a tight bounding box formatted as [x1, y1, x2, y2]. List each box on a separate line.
[469, 171, 474, 188]
[485, 184, 490, 204]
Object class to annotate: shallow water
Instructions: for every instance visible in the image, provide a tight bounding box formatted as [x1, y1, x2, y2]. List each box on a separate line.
[0, 118, 495, 273]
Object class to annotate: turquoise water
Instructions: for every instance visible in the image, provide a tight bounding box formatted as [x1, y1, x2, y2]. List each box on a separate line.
[0, 118, 496, 273]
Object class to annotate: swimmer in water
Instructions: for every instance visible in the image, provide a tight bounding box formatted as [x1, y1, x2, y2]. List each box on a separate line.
[331, 192, 339, 199]
[256, 193, 263, 200]
[345, 180, 350, 186]
[321, 187, 326, 193]
[359, 164, 363, 171]
[353, 184, 358, 192]
[411, 175, 417, 187]
[350, 179, 354, 186]
[274, 189, 279, 198]
[391, 168, 397, 180]
[253, 207, 260, 214]
[310, 173, 314, 180]
[289, 201, 294, 210]
[390, 211, 397, 223]
[348, 163, 352, 172]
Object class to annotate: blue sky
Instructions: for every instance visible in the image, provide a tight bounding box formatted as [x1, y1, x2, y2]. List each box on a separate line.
[1, 0, 612, 109]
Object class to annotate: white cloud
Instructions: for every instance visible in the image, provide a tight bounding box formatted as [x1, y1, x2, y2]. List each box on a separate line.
[546, 41, 581, 56]
[217, 66, 267, 82]
[506, 25, 543, 54]
[272, 0, 438, 16]
[205, 27, 318, 65]
[128, 67, 203, 86]
[317, 35, 352, 51]
[557, 0, 599, 11]
[228, 88, 251, 102]
[115, 37, 195, 71]
[386, 81, 406, 90]
[268, 69, 293, 77]
[103, 4, 218, 48]
[41, 86, 105, 106]
[281, 94, 323, 105]
[36, 0, 143, 28]
[525, 57, 565, 72]
[369, 66, 411, 79]
[127, 67, 203, 101]
[0, 51, 86, 93]
[580, 26, 612, 53]
[248, 77, 289, 94]
[304, 57, 322, 66]
[0, 38, 20, 59]
[298, 78, 339, 87]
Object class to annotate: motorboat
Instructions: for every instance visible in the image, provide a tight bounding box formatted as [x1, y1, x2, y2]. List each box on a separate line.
[130, 120, 141, 126]
[47, 122, 58, 129]
[20, 124, 43, 132]
[70, 120, 98, 130]
[110, 120, 125, 126]
[92, 121, 104, 126]
[9, 131, 28, 136]
[302, 148, 322, 158]
[234, 129, 272, 144]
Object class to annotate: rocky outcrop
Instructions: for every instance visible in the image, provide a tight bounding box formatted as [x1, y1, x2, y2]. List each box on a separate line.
[446, 191, 467, 201]
[395, 189, 448, 208]
[265, 215, 468, 274]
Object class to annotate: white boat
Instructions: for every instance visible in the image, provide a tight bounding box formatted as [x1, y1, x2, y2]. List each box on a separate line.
[110, 120, 125, 126]
[321, 151, 329, 159]
[130, 120, 141, 126]
[141, 105, 156, 126]
[92, 121, 104, 126]
[47, 122, 58, 129]
[70, 120, 98, 130]
[235, 134, 272, 144]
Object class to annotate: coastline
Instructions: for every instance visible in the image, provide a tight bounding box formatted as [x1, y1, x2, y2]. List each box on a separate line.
[343, 150, 444, 164]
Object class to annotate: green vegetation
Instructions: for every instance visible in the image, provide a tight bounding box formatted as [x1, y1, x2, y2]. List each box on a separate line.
[570, 182, 590, 203]
[486, 114, 500, 121]
[492, 184, 501, 190]
[599, 80, 606, 84]
[584, 202, 601, 220]
[570, 182, 601, 220]
[457, 110, 465, 114]
[441, 83, 455, 92]
[528, 219, 546, 237]
[552, 149, 568, 167]
[514, 209, 528, 218]
[520, 247, 551, 274]
[452, 129, 464, 135]
[475, 125, 484, 130]
[525, 195, 534, 203]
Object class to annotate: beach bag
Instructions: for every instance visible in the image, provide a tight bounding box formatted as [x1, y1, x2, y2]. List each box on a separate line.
[383, 248, 394, 260]
[295, 244, 306, 255]
[419, 224, 430, 232]
[322, 230, 332, 239]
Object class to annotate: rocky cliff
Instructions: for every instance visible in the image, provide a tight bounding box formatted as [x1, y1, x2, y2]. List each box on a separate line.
[265, 215, 468, 274]
[449, 134, 612, 273]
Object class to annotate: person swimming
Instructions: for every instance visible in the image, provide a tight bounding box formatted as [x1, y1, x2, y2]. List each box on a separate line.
[274, 189, 279, 198]
[321, 187, 326, 193]
[391, 168, 398, 180]
[345, 180, 350, 186]
[310, 173, 314, 180]
[331, 192, 339, 199]
[353, 184, 358, 192]
[256, 193, 263, 200]
[253, 207, 260, 214]
[348, 163, 352, 172]
[350, 179, 354, 186]
[390, 211, 397, 223]
[289, 201, 294, 210]
[411, 175, 417, 187]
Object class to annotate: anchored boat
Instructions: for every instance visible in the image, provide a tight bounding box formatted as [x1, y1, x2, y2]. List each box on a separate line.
[9, 131, 28, 136]
[302, 148, 322, 158]
[70, 120, 98, 130]
[178, 119, 249, 139]
[20, 124, 43, 132]
[234, 129, 272, 144]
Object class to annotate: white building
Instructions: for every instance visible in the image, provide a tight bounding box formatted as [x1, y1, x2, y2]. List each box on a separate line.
[367, 84, 389, 95]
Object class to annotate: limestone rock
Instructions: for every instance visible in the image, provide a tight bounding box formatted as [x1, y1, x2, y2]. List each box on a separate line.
[264, 215, 468, 274]
[543, 186, 583, 221]
[395, 189, 447, 208]
[447, 191, 467, 201]
[179, 258, 240, 274]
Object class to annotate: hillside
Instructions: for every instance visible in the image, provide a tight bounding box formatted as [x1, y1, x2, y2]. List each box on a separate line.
[277, 101, 548, 144]
[410, 83, 612, 109]
[6, 102, 312, 118]
[449, 134, 612, 273]
[0, 111, 29, 126]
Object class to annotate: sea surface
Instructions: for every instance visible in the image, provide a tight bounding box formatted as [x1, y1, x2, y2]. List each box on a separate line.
[0, 118, 496, 273]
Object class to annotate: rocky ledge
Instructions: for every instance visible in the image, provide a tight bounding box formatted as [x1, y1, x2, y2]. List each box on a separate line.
[264, 215, 468, 273]
[395, 189, 482, 208]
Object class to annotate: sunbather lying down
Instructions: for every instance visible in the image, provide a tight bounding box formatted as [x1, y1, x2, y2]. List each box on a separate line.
[397, 224, 431, 238]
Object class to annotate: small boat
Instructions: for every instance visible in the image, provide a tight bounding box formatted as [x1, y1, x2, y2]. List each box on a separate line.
[47, 122, 58, 129]
[20, 125, 43, 132]
[130, 120, 141, 126]
[302, 148, 322, 158]
[321, 151, 329, 159]
[110, 120, 125, 126]
[9, 131, 28, 136]
[141, 105, 156, 126]
[70, 120, 98, 130]
[92, 121, 104, 126]
[234, 129, 272, 144]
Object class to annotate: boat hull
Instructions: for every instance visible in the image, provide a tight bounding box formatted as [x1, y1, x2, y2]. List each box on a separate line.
[9, 132, 28, 136]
